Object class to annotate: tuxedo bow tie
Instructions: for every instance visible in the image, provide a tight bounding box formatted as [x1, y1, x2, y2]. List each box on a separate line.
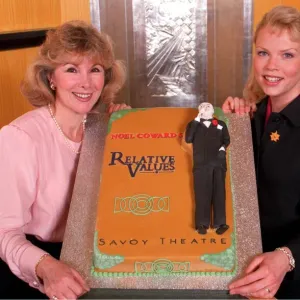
[200, 118, 213, 122]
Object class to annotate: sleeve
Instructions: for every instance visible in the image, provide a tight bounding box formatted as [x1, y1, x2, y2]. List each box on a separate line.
[221, 121, 230, 149]
[185, 121, 198, 143]
[0, 125, 47, 289]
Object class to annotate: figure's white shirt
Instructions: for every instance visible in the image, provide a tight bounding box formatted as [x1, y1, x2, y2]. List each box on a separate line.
[193, 117, 225, 151]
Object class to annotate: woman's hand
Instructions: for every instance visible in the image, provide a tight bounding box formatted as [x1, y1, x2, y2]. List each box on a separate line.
[222, 96, 256, 116]
[107, 102, 131, 116]
[229, 250, 290, 298]
[36, 255, 90, 299]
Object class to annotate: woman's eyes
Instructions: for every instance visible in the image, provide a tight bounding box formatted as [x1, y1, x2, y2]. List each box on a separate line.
[65, 67, 103, 73]
[256, 51, 294, 59]
[257, 50, 268, 56]
[66, 67, 77, 73]
[283, 53, 294, 59]
[91, 67, 103, 72]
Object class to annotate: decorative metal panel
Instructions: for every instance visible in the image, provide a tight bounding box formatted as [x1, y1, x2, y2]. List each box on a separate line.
[132, 0, 207, 108]
[144, 0, 197, 99]
[90, 0, 252, 108]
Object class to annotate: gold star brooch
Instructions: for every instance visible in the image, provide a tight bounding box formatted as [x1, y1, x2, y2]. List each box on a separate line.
[270, 131, 280, 142]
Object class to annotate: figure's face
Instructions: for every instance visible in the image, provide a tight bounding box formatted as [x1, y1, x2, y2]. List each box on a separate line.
[50, 55, 105, 115]
[198, 102, 214, 119]
[254, 26, 300, 103]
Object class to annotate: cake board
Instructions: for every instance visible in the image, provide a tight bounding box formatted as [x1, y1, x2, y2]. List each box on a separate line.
[60, 110, 261, 299]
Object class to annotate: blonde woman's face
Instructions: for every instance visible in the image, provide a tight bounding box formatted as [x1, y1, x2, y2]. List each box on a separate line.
[51, 55, 105, 115]
[254, 26, 300, 103]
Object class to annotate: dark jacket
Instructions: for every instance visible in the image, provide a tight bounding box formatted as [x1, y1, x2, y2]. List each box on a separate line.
[185, 118, 230, 169]
[252, 95, 300, 288]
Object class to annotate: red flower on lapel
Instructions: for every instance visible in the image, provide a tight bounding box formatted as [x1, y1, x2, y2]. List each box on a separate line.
[212, 119, 218, 126]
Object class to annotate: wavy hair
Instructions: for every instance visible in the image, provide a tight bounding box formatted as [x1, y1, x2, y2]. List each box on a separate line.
[21, 20, 126, 107]
[243, 6, 300, 103]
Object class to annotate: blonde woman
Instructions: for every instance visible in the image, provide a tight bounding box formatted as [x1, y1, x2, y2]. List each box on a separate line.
[223, 6, 300, 299]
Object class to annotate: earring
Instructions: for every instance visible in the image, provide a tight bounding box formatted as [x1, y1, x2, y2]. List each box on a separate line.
[50, 80, 56, 91]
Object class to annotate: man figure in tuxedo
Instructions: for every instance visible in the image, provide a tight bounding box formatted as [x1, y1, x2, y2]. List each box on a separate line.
[185, 102, 230, 235]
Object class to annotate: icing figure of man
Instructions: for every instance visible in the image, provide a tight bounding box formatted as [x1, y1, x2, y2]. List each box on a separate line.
[185, 102, 230, 235]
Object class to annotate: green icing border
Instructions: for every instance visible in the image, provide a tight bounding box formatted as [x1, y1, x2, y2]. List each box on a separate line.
[107, 108, 147, 134]
[201, 233, 236, 270]
[92, 108, 237, 277]
[213, 107, 225, 122]
[91, 269, 234, 277]
[92, 231, 124, 269]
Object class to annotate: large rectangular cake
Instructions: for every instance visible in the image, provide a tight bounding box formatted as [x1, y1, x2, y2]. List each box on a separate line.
[92, 107, 236, 278]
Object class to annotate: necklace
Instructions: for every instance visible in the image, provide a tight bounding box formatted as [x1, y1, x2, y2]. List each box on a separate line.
[48, 103, 86, 154]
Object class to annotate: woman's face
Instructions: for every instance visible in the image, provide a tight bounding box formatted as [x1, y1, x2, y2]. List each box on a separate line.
[50, 55, 105, 115]
[254, 26, 300, 103]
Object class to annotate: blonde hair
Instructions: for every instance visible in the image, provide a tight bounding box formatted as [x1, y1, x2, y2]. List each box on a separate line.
[21, 20, 126, 107]
[243, 6, 300, 103]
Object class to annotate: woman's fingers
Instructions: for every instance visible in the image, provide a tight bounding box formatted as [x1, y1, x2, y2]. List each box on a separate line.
[45, 280, 79, 299]
[234, 97, 244, 114]
[230, 266, 265, 290]
[46, 278, 84, 300]
[222, 97, 234, 113]
[68, 278, 86, 297]
[61, 289, 77, 300]
[222, 96, 256, 115]
[107, 102, 131, 115]
[245, 255, 264, 274]
[230, 265, 280, 297]
[40, 257, 89, 299]
[249, 282, 279, 299]
[71, 268, 90, 292]
[118, 103, 130, 110]
[229, 252, 288, 298]
[232, 276, 269, 296]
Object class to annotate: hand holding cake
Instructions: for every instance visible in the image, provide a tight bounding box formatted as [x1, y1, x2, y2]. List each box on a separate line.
[35, 255, 90, 299]
[107, 102, 131, 116]
[229, 248, 292, 298]
[222, 96, 257, 116]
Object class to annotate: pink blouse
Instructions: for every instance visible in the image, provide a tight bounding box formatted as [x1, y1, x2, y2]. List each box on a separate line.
[0, 106, 81, 292]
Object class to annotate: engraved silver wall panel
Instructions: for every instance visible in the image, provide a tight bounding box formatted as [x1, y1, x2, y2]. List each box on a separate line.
[243, 0, 253, 85]
[144, 1, 196, 104]
[196, 0, 208, 104]
[132, 0, 203, 107]
[94, 0, 253, 108]
[90, 0, 101, 31]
